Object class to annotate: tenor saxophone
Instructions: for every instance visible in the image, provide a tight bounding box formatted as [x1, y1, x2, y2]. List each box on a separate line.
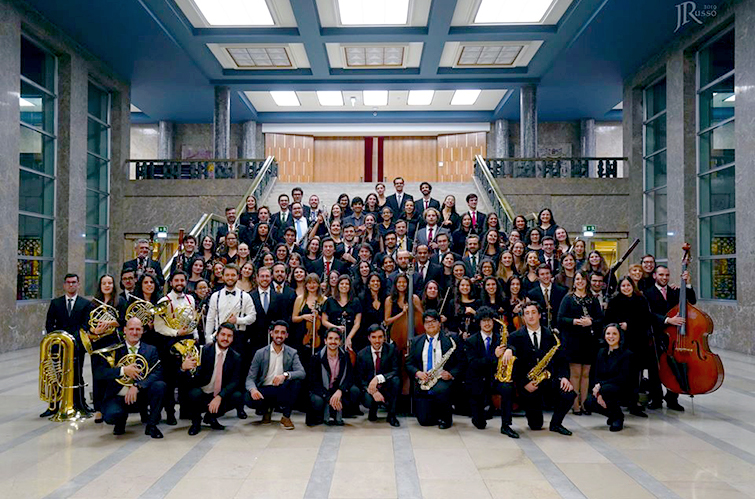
[419, 337, 457, 391]
[493, 319, 515, 383]
[527, 332, 560, 386]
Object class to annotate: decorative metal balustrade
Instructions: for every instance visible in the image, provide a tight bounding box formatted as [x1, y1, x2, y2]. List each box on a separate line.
[129, 158, 269, 180]
[484, 157, 628, 179]
[473, 155, 517, 234]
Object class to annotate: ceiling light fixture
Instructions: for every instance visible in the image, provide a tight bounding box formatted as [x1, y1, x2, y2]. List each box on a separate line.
[337, 0, 410, 25]
[270, 91, 300, 107]
[350, 96, 357, 107]
[451, 89, 481, 106]
[474, 0, 555, 24]
[193, 0, 274, 26]
[317, 91, 344, 106]
[407, 90, 435, 106]
[363, 90, 388, 106]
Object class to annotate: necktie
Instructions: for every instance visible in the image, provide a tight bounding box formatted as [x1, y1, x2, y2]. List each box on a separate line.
[375, 351, 381, 374]
[472, 211, 477, 226]
[325, 261, 331, 276]
[532, 331, 539, 350]
[472, 255, 477, 270]
[226, 290, 236, 296]
[428, 227, 433, 242]
[296, 219, 302, 239]
[213, 350, 225, 396]
[67, 298, 74, 316]
[425, 200, 429, 210]
[420, 264, 426, 280]
[276, 284, 283, 294]
[661, 286, 668, 300]
[427, 337, 434, 371]
[262, 291, 269, 312]
[129, 344, 138, 355]
[544, 287, 550, 306]
[282, 212, 287, 223]
[485, 336, 491, 355]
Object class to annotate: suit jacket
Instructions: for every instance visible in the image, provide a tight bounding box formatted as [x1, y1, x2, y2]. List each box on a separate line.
[462, 253, 484, 277]
[122, 258, 165, 287]
[385, 193, 414, 220]
[507, 326, 568, 388]
[527, 284, 568, 328]
[45, 295, 91, 334]
[182, 344, 243, 398]
[414, 262, 444, 291]
[406, 333, 462, 381]
[215, 224, 239, 245]
[417, 197, 441, 214]
[538, 252, 560, 275]
[271, 211, 295, 241]
[465, 331, 502, 394]
[271, 284, 297, 326]
[430, 251, 461, 266]
[467, 211, 487, 233]
[414, 226, 450, 248]
[308, 257, 348, 279]
[250, 288, 277, 337]
[245, 344, 306, 392]
[308, 347, 353, 398]
[355, 343, 399, 390]
[93, 342, 163, 399]
[644, 284, 696, 333]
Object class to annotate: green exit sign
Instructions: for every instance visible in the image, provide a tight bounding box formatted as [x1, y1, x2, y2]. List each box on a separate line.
[583, 225, 596, 232]
[157, 226, 168, 233]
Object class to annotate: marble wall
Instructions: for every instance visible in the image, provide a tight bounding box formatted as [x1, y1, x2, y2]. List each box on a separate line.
[0, 0, 130, 352]
[130, 124, 159, 159]
[173, 123, 244, 159]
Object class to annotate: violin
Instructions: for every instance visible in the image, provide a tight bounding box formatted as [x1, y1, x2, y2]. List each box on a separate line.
[658, 243, 724, 395]
[302, 301, 322, 353]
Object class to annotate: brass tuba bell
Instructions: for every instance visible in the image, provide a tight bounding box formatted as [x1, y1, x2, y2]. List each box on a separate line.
[39, 331, 90, 421]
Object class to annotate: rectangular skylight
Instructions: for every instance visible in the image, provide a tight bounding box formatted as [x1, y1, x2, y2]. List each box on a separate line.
[407, 90, 435, 106]
[451, 89, 481, 105]
[458, 45, 523, 66]
[193, 0, 274, 26]
[317, 91, 344, 106]
[337, 0, 410, 25]
[344, 46, 405, 67]
[270, 91, 300, 107]
[724, 94, 735, 102]
[474, 0, 555, 24]
[363, 90, 389, 106]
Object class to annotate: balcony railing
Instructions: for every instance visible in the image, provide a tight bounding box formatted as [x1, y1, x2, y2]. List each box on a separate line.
[484, 157, 628, 178]
[128, 158, 269, 180]
[473, 155, 517, 234]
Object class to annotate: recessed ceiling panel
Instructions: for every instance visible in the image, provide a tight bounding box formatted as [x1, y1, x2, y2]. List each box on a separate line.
[207, 43, 310, 70]
[327, 43, 422, 69]
[316, 0, 431, 27]
[440, 41, 544, 68]
[451, 0, 574, 25]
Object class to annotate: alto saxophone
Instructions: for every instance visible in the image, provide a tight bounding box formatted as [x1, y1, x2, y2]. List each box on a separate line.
[527, 331, 561, 386]
[420, 337, 457, 391]
[493, 319, 515, 383]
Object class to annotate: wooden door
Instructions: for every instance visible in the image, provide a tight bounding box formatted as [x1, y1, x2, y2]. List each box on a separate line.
[437, 132, 487, 182]
[265, 133, 314, 182]
[382, 136, 438, 182]
[313, 137, 365, 182]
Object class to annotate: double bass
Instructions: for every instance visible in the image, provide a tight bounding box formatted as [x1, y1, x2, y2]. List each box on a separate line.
[658, 243, 724, 395]
[388, 266, 424, 395]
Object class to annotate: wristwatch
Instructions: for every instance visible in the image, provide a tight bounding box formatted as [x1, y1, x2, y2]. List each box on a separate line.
[283, 372, 290, 379]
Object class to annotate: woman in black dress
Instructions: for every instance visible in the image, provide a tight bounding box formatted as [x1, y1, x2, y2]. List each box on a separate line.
[584, 324, 634, 431]
[481, 229, 502, 264]
[604, 276, 652, 416]
[199, 235, 216, 274]
[89, 273, 124, 422]
[186, 257, 205, 295]
[557, 270, 604, 414]
[480, 276, 506, 319]
[440, 252, 456, 292]
[192, 278, 211, 344]
[572, 239, 587, 269]
[399, 199, 421, 240]
[503, 275, 526, 330]
[522, 251, 541, 293]
[440, 194, 461, 233]
[134, 273, 163, 347]
[351, 260, 373, 299]
[513, 215, 528, 235]
[537, 208, 559, 238]
[239, 194, 259, 229]
[496, 250, 518, 284]
[323, 275, 362, 357]
[554, 252, 577, 290]
[526, 227, 543, 253]
[364, 193, 380, 216]
[449, 277, 480, 339]
[218, 231, 239, 265]
[304, 237, 321, 270]
[362, 214, 381, 254]
[421, 279, 452, 324]
[358, 273, 386, 353]
[377, 206, 395, 241]
[452, 213, 473, 256]
[337, 193, 352, 218]
[249, 222, 273, 259]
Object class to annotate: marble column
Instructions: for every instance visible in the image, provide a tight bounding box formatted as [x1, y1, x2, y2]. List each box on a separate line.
[256, 124, 265, 158]
[624, 83, 644, 246]
[242, 120, 259, 158]
[519, 85, 538, 158]
[213, 86, 231, 159]
[488, 119, 509, 157]
[157, 120, 174, 159]
[580, 118, 596, 176]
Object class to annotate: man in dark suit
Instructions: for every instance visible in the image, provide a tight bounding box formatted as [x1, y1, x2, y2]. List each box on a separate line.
[271, 194, 295, 241]
[94, 317, 166, 438]
[355, 325, 400, 427]
[414, 209, 449, 250]
[465, 307, 518, 438]
[507, 302, 576, 436]
[245, 321, 306, 430]
[466, 193, 487, 234]
[429, 233, 460, 265]
[215, 207, 238, 245]
[306, 328, 359, 426]
[539, 237, 560, 275]
[249, 267, 277, 353]
[42, 273, 91, 417]
[122, 238, 165, 288]
[181, 323, 244, 435]
[414, 244, 443, 291]
[462, 235, 483, 277]
[644, 264, 696, 411]
[271, 262, 297, 325]
[527, 265, 568, 330]
[406, 310, 463, 429]
[291, 187, 311, 219]
[309, 238, 347, 279]
[119, 268, 138, 305]
[417, 182, 441, 214]
[385, 177, 413, 220]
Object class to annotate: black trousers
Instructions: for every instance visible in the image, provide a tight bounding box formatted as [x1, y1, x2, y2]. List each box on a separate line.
[584, 383, 625, 423]
[469, 380, 514, 427]
[184, 388, 244, 423]
[413, 379, 453, 426]
[307, 386, 361, 425]
[102, 380, 166, 427]
[362, 376, 400, 417]
[517, 378, 576, 430]
[244, 380, 302, 418]
[647, 339, 679, 403]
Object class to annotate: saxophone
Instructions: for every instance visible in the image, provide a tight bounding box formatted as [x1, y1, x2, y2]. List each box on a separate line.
[527, 331, 560, 386]
[493, 319, 515, 383]
[419, 337, 457, 391]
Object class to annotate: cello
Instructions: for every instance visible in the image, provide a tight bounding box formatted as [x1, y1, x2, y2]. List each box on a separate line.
[658, 243, 724, 395]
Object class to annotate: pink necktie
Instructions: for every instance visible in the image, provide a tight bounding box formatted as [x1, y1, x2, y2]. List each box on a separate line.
[213, 351, 225, 396]
[472, 212, 477, 226]
[661, 287, 667, 300]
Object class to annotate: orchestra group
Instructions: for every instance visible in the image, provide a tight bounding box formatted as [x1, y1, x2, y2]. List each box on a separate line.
[42, 178, 696, 439]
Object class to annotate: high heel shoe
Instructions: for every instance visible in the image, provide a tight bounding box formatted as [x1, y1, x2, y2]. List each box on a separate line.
[571, 409, 583, 416]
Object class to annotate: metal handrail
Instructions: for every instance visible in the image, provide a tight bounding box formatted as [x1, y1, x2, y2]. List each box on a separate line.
[485, 156, 628, 178]
[161, 156, 277, 278]
[474, 155, 517, 233]
[129, 158, 268, 180]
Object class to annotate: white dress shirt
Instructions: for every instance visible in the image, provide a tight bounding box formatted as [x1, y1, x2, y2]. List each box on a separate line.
[294, 217, 308, 241]
[371, 347, 386, 384]
[526, 327, 542, 350]
[154, 291, 197, 339]
[422, 334, 443, 372]
[202, 347, 228, 394]
[264, 344, 285, 386]
[205, 287, 256, 343]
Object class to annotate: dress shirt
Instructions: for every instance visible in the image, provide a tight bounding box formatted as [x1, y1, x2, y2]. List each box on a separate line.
[327, 354, 340, 389]
[422, 334, 443, 372]
[294, 217, 308, 241]
[397, 236, 408, 251]
[66, 294, 78, 315]
[258, 287, 271, 312]
[202, 347, 228, 394]
[371, 348, 386, 384]
[205, 288, 256, 342]
[279, 210, 290, 223]
[540, 284, 552, 303]
[154, 291, 197, 339]
[264, 344, 285, 386]
[118, 341, 141, 396]
[526, 327, 542, 350]
[481, 332, 493, 354]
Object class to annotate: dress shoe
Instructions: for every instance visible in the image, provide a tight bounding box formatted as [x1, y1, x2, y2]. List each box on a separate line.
[500, 425, 520, 439]
[665, 399, 685, 412]
[387, 415, 400, 427]
[647, 400, 663, 410]
[188, 423, 201, 436]
[609, 419, 624, 432]
[113, 423, 126, 436]
[237, 408, 248, 420]
[280, 416, 295, 430]
[207, 418, 225, 430]
[333, 419, 345, 426]
[571, 409, 583, 416]
[629, 406, 648, 418]
[581, 408, 592, 416]
[472, 418, 487, 430]
[261, 409, 273, 425]
[549, 424, 573, 436]
[438, 420, 452, 430]
[368, 408, 378, 422]
[39, 408, 55, 418]
[145, 425, 164, 439]
[165, 413, 178, 426]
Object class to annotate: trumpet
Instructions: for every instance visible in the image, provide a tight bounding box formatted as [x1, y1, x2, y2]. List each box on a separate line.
[80, 299, 119, 354]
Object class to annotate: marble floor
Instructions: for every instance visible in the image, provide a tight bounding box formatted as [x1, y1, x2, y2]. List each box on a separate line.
[3, 347, 755, 499]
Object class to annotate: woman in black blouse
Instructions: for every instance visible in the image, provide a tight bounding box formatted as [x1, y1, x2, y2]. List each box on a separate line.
[362, 214, 381, 254]
[449, 277, 479, 339]
[479, 276, 506, 319]
[239, 194, 259, 228]
[323, 275, 362, 355]
[399, 199, 421, 240]
[503, 275, 526, 329]
[199, 235, 216, 274]
[421, 280, 452, 324]
[452, 213, 473, 256]
[584, 324, 633, 431]
[537, 208, 559, 238]
[481, 229, 502, 264]
[440, 194, 461, 233]
[358, 273, 386, 353]
[364, 193, 380, 215]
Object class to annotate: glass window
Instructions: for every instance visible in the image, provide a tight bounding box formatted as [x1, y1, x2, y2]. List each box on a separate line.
[698, 27, 735, 300]
[19, 169, 55, 216]
[643, 77, 668, 262]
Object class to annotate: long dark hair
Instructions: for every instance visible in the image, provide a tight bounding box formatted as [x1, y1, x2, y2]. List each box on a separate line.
[362, 272, 386, 302]
[390, 274, 410, 303]
[481, 276, 504, 305]
[94, 273, 118, 304]
[135, 273, 162, 304]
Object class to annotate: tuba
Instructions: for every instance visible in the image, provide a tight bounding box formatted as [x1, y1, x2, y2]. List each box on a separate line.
[527, 331, 561, 386]
[172, 339, 202, 375]
[80, 299, 119, 354]
[39, 331, 89, 421]
[493, 319, 515, 383]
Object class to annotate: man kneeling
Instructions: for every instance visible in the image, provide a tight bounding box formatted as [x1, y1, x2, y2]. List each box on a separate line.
[181, 323, 244, 435]
[307, 328, 360, 426]
[355, 324, 400, 427]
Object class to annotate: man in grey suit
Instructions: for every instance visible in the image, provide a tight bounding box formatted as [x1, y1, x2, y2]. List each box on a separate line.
[413, 208, 449, 250]
[244, 320, 306, 429]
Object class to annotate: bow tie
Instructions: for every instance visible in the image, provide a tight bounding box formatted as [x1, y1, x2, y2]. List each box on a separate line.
[225, 290, 236, 296]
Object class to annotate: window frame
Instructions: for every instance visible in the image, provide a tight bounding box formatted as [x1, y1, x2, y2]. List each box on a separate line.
[642, 74, 668, 264]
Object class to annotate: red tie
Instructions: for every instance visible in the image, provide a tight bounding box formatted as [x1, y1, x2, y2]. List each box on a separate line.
[661, 286, 667, 300]
[213, 350, 225, 396]
[325, 261, 331, 275]
[428, 227, 433, 242]
[375, 351, 381, 374]
[472, 212, 477, 226]
[425, 200, 429, 210]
